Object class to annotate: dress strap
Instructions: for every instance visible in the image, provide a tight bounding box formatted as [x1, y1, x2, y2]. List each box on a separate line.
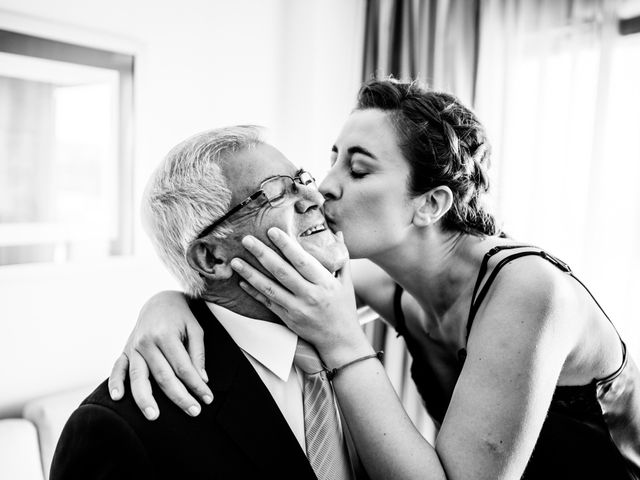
[469, 244, 535, 309]
[566, 266, 624, 345]
[393, 283, 407, 337]
[466, 245, 571, 340]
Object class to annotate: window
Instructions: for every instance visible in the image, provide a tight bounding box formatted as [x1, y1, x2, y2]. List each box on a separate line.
[0, 30, 134, 265]
[475, 4, 640, 354]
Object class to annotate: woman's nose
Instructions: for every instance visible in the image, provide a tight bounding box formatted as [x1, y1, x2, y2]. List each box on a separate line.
[319, 169, 340, 201]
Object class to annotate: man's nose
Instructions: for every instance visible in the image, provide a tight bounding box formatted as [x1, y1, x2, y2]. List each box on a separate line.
[294, 181, 324, 213]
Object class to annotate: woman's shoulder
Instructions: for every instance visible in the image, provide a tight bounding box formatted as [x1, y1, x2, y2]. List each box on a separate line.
[467, 243, 627, 386]
[467, 245, 582, 356]
[468, 237, 573, 299]
[481, 247, 577, 316]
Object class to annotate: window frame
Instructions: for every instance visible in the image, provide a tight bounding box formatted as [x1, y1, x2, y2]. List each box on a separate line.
[0, 29, 135, 258]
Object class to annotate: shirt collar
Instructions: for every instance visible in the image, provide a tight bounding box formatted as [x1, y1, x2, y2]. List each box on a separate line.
[206, 302, 298, 382]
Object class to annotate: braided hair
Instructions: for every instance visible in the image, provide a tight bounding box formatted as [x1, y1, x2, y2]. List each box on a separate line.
[356, 79, 497, 236]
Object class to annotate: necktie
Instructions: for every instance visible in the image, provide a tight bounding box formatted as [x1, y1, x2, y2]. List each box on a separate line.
[293, 339, 353, 480]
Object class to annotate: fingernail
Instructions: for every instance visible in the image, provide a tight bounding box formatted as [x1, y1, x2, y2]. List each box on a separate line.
[188, 405, 201, 417]
[267, 227, 281, 240]
[111, 388, 120, 400]
[203, 395, 213, 404]
[201, 368, 209, 383]
[239, 281, 248, 289]
[230, 258, 243, 270]
[144, 407, 158, 420]
[242, 235, 255, 248]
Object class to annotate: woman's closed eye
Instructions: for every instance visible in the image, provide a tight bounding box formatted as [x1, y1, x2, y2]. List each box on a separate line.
[349, 167, 368, 179]
[348, 157, 371, 179]
[329, 147, 370, 178]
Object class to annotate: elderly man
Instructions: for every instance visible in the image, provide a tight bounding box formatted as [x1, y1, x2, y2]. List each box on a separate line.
[50, 126, 364, 480]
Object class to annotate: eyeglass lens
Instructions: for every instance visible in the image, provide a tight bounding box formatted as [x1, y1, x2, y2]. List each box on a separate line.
[262, 172, 316, 206]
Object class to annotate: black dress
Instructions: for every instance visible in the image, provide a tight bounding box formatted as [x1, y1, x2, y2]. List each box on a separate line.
[393, 245, 640, 479]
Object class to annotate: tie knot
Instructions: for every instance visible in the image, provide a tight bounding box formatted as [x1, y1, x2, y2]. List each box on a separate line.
[293, 338, 325, 375]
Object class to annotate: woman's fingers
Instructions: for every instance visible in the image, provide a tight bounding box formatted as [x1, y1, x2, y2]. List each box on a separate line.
[239, 235, 303, 292]
[266, 228, 330, 282]
[241, 231, 327, 290]
[160, 335, 213, 405]
[230, 255, 296, 307]
[139, 347, 204, 419]
[108, 352, 129, 401]
[128, 350, 160, 420]
[185, 321, 209, 384]
[239, 280, 289, 319]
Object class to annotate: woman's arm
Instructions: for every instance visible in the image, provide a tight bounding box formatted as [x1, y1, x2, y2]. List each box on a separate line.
[108, 290, 213, 419]
[434, 257, 576, 479]
[106, 260, 395, 419]
[233, 229, 446, 478]
[234, 228, 577, 480]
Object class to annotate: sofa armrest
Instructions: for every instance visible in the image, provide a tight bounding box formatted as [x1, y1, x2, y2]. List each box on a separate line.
[0, 418, 45, 480]
[23, 385, 95, 480]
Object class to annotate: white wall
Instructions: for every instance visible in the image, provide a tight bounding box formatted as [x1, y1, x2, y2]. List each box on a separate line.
[272, 0, 365, 180]
[0, 0, 365, 415]
[0, 258, 180, 417]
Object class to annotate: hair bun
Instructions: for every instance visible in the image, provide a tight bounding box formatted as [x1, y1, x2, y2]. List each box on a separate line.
[356, 78, 497, 236]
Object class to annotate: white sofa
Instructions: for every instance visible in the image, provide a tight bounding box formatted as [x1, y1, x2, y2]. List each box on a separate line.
[0, 257, 179, 479]
[0, 419, 47, 480]
[0, 386, 94, 480]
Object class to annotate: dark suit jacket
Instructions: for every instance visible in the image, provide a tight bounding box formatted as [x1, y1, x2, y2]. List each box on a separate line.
[50, 298, 320, 480]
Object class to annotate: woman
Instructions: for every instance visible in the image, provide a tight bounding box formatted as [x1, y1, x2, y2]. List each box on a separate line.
[110, 79, 640, 479]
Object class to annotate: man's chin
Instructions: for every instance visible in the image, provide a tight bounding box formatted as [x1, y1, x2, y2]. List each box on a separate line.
[300, 232, 348, 273]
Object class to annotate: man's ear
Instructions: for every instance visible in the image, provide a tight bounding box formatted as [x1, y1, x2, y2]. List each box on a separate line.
[412, 185, 454, 227]
[186, 238, 234, 281]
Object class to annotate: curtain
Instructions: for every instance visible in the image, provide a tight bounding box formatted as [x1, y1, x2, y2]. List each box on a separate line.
[360, 0, 481, 443]
[363, 0, 480, 104]
[474, 0, 640, 358]
[359, 0, 640, 442]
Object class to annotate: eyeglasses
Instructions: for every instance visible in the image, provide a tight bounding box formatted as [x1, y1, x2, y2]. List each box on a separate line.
[195, 169, 316, 239]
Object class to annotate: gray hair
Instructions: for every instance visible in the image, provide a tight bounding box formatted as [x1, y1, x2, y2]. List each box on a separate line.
[143, 125, 264, 296]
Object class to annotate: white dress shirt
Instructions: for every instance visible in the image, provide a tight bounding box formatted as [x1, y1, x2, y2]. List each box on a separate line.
[207, 303, 307, 451]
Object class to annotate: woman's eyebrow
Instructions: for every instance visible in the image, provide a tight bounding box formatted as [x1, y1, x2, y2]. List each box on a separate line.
[348, 145, 377, 159]
[331, 144, 377, 159]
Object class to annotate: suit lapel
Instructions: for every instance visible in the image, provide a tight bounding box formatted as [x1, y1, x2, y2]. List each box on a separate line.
[216, 360, 316, 478]
[189, 299, 316, 479]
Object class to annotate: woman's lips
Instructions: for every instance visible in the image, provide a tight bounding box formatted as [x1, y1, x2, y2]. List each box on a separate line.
[324, 210, 336, 224]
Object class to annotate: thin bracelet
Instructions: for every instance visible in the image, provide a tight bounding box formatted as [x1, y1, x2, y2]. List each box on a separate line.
[325, 351, 384, 381]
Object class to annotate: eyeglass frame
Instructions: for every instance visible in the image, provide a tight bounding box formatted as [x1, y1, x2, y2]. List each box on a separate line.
[194, 169, 316, 240]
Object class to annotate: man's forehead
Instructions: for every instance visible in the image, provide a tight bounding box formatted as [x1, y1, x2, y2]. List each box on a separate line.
[223, 144, 296, 196]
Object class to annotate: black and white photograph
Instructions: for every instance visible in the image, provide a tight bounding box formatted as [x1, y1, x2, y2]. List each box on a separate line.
[1, 1, 639, 479]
